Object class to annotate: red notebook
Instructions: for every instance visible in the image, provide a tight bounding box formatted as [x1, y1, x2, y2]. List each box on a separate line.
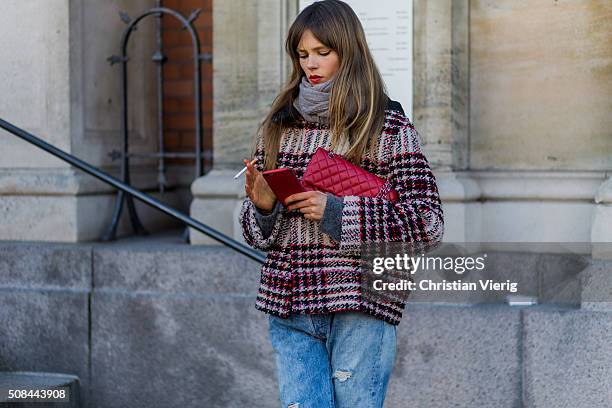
[262, 168, 306, 205]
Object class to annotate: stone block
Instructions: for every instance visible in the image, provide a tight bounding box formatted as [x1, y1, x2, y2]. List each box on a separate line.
[406, 246, 583, 306]
[581, 260, 612, 311]
[93, 244, 261, 294]
[0, 242, 92, 289]
[0, 290, 89, 407]
[470, 1, 612, 171]
[91, 294, 278, 408]
[190, 169, 246, 245]
[386, 304, 522, 408]
[523, 308, 612, 407]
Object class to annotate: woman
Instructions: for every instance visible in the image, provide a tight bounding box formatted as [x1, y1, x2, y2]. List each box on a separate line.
[239, 1, 444, 407]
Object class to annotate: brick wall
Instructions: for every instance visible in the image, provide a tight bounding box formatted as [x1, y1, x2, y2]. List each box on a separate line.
[162, 0, 213, 171]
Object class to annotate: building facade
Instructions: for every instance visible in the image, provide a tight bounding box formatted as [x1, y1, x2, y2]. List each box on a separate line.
[0, 0, 610, 255]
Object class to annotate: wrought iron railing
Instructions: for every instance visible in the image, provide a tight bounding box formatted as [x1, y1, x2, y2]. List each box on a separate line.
[104, 3, 212, 241]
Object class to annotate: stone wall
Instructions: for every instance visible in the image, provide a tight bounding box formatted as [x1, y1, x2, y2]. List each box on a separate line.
[470, 0, 612, 171]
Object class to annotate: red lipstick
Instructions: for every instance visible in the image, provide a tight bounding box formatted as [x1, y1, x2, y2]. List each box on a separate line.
[309, 75, 322, 84]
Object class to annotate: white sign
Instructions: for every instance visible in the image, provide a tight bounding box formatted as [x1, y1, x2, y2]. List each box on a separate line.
[298, 0, 413, 119]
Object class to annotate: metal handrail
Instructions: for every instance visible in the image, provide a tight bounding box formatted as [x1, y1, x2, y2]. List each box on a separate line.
[0, 118, 266, 265]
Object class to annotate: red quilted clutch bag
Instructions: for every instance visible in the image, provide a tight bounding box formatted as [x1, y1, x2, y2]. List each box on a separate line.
[301, 147, 399, 202]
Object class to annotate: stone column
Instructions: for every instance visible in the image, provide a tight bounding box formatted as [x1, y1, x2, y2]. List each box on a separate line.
[190, 0, 297, 244]
[0, 0, 191, 242]
[413, 0, 475, 242]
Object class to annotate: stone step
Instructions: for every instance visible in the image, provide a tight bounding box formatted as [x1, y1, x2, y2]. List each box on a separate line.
[1, 234, 611, 407]
[0, 371, 80, 407]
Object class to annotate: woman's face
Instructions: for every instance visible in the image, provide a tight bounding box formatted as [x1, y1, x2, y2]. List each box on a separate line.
[297, 29, 340, 85]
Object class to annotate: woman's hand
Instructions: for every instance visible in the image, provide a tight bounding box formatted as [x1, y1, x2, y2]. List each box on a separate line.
[244, 158, 277, 211]
[285, 191, 328, 221]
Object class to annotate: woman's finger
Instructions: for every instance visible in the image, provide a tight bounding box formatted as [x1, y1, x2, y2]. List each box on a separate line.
[287, 200, 312, 211]
[245, 169, 255, 187]
[287, 194, 323, 211]
[246, 160, 259, 176]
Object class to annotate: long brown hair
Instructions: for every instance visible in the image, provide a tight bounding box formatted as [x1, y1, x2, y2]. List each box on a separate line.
[255, 0, 388, 170]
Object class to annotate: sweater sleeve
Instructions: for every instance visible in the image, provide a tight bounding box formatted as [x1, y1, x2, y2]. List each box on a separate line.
[253, 200, 283, 239]
[238, 133, 286, 251]
[338, 123, 444, 254]
[320, 193, 344, 242]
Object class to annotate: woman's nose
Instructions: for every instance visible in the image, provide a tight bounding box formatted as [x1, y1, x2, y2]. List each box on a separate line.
[306, 56, 318, 69]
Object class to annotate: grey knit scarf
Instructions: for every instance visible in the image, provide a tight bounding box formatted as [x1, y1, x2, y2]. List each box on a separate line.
[293, 75, 334, 125]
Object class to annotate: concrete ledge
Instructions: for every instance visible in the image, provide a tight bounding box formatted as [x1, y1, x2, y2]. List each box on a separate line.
[0, 242, 92, 289]
[0, 165, 195, 195]
[93, 244, 260, 294]
[437, 170, 606, 246]
[0, 188, 191, 242]
[468, 170, 605, 201]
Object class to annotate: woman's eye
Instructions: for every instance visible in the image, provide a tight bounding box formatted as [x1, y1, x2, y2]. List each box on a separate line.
[298, 51, 330, 59]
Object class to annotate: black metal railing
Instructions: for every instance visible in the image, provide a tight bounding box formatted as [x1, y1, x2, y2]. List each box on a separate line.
[0, 118, 266, 265]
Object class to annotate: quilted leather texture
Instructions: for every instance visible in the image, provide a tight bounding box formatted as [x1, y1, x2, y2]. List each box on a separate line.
[301, 147, 399, 202]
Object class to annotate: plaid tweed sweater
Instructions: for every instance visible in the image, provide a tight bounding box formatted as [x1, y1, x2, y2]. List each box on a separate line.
[239, 106, 444, 325]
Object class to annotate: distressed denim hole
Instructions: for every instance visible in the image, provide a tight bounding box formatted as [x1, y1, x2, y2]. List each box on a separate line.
[333, 369, 352, 382]
[287, 403, 299, 408]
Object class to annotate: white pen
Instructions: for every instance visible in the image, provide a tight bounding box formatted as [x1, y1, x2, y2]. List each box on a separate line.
[233, 158, 258, 179]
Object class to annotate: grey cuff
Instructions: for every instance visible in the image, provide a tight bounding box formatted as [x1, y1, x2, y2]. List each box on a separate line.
[254, 200, 283, 239]
[320, 193, 344, 242]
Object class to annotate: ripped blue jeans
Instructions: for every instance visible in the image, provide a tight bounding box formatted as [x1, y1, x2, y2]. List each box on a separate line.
[267, 311, 397, 408]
